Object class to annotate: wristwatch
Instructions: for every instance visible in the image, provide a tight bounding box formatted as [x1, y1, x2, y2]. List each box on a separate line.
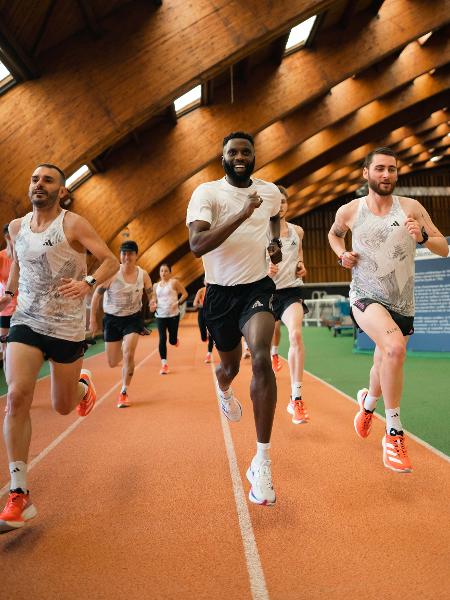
[4, 290, 15, 297]
[417, 229, 429, 245]
[271, 238, 282, 249]
[84, 275, 97, 287]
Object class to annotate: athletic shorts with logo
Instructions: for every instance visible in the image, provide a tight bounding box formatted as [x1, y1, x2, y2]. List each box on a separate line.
[272, 287, 309, 322]
[8, 324, 87, 363]
[204, 276, 276, 352]
[103, 311, 144, 342]
[350, 298, 414, 337]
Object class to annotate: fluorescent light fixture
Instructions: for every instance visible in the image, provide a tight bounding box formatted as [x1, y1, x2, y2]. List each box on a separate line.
[0, 61, 11, 82]
[65, 164, 92, 191]
[285, 15, 317, 54]
[174, 85, 201, 115]
[418, 31, 433, 46]
[428, 147, 435, 153]
[429, 155, 443, 162]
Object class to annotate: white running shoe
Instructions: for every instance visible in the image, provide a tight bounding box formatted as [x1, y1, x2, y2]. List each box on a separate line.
[215, 381, 242, 422]
[246, 460, 276, 506]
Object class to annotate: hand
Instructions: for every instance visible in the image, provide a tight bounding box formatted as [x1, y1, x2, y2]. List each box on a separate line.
[340, 251, 359, 269]
[149, 300, 157, 312]
[58, 278, 90, 299]
[404, 215, 422, 242]
[267, 242, 282, 265]
[268, 262, 279, 277]
[0, 295, 12, 311]
[241, 192, 263, 219]
[89, 320, 99, 338]
[296, 261, 307, 278]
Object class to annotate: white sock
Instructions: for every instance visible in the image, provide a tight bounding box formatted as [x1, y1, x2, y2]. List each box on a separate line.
[243, 341, 249, 351]
[121, 386, 127, 394]
[291, 382, 302, 400]
[385, 407, 403, 435]
[253, 442, 271, 466]
[161, 359, 167, 365]
[10, 461, 27, 493]
[364, 393, 379, 412]
[218, 386, 232, 400]
[271, 346, 278, 356]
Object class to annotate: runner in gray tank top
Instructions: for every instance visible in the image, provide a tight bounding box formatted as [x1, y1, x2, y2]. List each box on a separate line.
[268, 186, 309, 426]
[89, 240, 152, 408]
[0, 164, 119, 534]
[328, 147, 448, 473]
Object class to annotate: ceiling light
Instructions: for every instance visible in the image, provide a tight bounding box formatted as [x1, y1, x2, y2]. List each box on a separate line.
[429, 155, 443, 162]
[0, 61, 10, 83]
[418, 31, 433, 45]
[284, 15, 317, 54]
[428, 148, 435, 153]
[174, 85, 202, 115]
[65, 165, 93, 191]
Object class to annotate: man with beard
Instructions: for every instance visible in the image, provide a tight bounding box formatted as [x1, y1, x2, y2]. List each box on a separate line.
[0, 164, 119, 533]
[328, 147, 448, 473]
[187, 132, 283, 506]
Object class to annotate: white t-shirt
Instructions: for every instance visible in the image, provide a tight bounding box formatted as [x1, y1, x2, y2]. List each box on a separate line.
[186, 177, 282, 286]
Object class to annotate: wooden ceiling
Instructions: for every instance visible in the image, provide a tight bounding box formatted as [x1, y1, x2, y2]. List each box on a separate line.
[0, 0, 449, 286]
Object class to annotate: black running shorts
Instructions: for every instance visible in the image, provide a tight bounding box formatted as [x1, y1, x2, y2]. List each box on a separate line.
[8, 324, 88, 363]
[272, 287, 309, 322]
[0, 315, 11, 329]
[350, 298, 414, 337]
[204, 276, 276, 352]
[103, 311, 144, 342]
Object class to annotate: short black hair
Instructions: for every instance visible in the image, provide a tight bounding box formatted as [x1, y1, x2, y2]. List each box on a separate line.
[2, 223, 9, 236]
[35, 163, 66, 185]
[277, 185, 288, 198]
[364, 147, 397, 168]
[120, 240, 138, 254]
[159, 263, 171, 272]
[223, 131, 254, 148]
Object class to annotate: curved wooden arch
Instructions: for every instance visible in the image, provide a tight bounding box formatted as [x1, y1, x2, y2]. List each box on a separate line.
[89, 0, 450, 250]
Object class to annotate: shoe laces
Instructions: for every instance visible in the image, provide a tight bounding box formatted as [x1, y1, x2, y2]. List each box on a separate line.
[294, 398, 306, 415]
[361, 410, 372, 427]
[253, 460, 273, 488]
[5, 492, 24, 510]
[393, 435, 408, 457]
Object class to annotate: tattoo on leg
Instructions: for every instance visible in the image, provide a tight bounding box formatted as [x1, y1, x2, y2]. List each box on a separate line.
[386, 327, 399, 334]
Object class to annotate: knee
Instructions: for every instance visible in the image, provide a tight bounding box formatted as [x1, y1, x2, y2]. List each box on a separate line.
[251, 350, 272, 376]
[5, 387, 32, 416]
[107, 357, 120, 368]
[383, 342, 406, 363]
[222, 362, 240, 380]
[288, 329, 303, 349]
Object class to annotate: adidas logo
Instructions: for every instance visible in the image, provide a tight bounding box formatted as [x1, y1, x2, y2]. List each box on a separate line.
[252, 300, 263, 309]
[43, 239, 53, 246]
[291, 240, 297, 246]
[391, 221, 400, 227]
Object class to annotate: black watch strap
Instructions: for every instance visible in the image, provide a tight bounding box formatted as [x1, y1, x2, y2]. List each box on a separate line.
[418, 229, 429, 245]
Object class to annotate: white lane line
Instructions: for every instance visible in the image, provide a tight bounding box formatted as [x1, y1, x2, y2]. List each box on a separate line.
[0, 348, 158, 498]
[280, 355, 449, 463]
[209, 361, 270, 600]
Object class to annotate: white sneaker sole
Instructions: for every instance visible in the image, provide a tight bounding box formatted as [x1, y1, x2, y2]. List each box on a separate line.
[381, 437, 412, 473]
[286, 403, 308, 425]
[246, 468, 276, 506]
[0, 504, 38, 534]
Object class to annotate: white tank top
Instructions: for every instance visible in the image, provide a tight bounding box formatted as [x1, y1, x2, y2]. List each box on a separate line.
[350, 196, 416, 316]
[155, 280, 179, 318]
[270, 223, 303, 290]
[12, 210, 87, 341]
[103, 267, 145, 317]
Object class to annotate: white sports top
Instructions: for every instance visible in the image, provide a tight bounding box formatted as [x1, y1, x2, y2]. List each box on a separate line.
[350, 196, 416, 316]
[186, 177, 282, 286]
[11, 210, 87, 341]
[155, 280, 179, 318]
[270, 223, 303, 290]
[103, 267, 145, 317]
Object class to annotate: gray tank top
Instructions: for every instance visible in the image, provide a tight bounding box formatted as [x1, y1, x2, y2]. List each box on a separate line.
[349, 196, 416, 316]
[12, 210, 87, 341]
[271, 223, 303, 290]
[103, 267, 145, 316]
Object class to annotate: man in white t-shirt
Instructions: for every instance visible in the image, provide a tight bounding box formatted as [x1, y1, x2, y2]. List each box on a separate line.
[186, 131, 283, 506]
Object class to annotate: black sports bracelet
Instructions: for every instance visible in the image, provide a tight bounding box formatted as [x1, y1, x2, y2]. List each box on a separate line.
[4, 290, 14, 297]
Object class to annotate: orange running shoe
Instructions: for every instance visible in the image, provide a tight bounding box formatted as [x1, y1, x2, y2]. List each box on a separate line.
[271, 354, 282, 372]
[77, 369, 97, 417]
[0, 491, 37, 534]
[159, 364, 169, 375]
[287, 397, 309, 424]
[117, 392, 130, 408]
[382, 432, 412, 473]
[354, 388, 373, 439]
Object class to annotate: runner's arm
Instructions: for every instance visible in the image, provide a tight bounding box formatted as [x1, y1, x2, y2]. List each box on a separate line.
[410, 201, 449, 257]
[143, 272, 153, 302]
[295, 225, 307, 278]
[174, 280, 188, 305]
[328, 205, 358, 268]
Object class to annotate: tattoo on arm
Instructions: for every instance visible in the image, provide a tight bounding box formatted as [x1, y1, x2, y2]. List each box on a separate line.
[98, 287, 107, 295]
[332, 224, 347, 238]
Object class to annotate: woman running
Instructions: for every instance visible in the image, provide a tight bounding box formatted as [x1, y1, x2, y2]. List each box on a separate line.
[150, 264, 188, 374]
[193, 282, 215, 363]
[269, 186, 309, 425]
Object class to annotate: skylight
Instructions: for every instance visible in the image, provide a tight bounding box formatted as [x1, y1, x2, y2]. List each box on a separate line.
[174, 85, 202, 116]
[430, 155, 443, 163]
[417, 31, 433, 46]
[65, 165, 93, 191]
[0, 60, 14, 91]
[284, 15, 317, 54]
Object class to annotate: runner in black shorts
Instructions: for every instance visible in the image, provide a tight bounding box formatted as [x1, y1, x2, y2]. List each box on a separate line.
[350, 298, 414, 337]
[0, 223, 17, 373]
[90, 240, 152, 408]
[187, 131, 283, 506]
[269, 185, 310, 425]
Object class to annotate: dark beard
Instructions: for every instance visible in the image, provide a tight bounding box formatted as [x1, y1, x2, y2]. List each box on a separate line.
[223, 157, 255, 183]
[367, 178, 396, 196]
[29, 190, 60, 208]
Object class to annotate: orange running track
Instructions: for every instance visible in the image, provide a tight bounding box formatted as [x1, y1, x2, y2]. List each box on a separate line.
[0, 314, 449, 600]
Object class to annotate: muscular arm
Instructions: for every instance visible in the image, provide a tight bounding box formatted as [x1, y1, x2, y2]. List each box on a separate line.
[143, 272, 153, 302]
[89, 282, 110, 326]
[328, 206, 350, 257]
[189, 215, 247, 257]
[412, 201, 449, 257]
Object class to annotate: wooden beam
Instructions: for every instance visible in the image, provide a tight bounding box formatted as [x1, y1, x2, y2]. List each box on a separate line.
[31, 0, 59, 56]
[76, 0, 103, 38]
[0, 22, 39, 80]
